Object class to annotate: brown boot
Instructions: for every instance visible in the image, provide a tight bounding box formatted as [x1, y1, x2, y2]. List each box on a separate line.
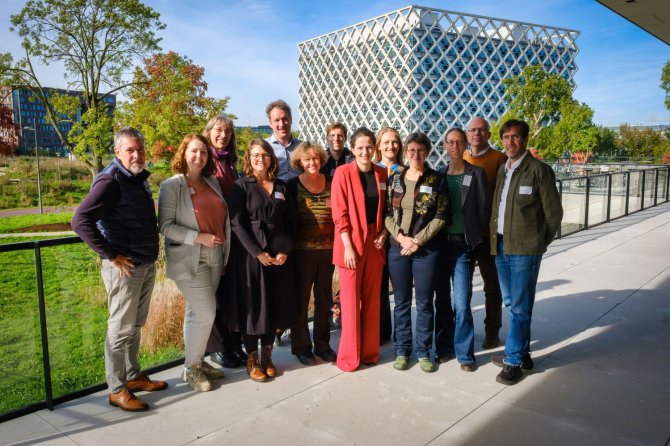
[261, 345, 277, 378]
[246, 351, 268, 382]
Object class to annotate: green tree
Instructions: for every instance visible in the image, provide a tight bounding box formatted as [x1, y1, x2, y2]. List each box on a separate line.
[117, 51, 232, 164]
[543, 100, 596, 159]
[0, 0, 164, 174]
[661, 60, 670, 111]
[502, 64, 573, 145]
[617, 125, 665, 160]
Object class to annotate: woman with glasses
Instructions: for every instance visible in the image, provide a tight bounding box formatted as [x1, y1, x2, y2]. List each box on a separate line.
[434, 128, 488, 372]
[374, 127, 405, 345]
[224, 139, 296, 382]
[385, 132, 448, 373]
[331, 127, 388, 372]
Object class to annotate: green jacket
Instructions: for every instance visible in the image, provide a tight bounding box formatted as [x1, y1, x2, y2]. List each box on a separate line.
[490, 153, 563, 255]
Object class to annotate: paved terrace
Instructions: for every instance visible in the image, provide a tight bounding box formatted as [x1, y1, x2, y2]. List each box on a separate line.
[2, 203, 669, 446]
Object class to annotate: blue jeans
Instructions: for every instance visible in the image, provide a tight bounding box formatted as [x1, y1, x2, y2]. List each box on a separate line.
[434, 239, 475, 364]
[495, 239, 542, 367]
[387, 243, 439, 358]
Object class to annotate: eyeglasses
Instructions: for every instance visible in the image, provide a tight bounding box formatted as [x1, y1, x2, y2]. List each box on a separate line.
[445, 140, 466, 145]
[250, 153, 271, 159]
[406, 148, 427, 155]
[467, 128, 487, 133]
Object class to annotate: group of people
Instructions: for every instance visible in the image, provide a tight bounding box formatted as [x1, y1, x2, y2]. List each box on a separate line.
[72, 99, 563, 412]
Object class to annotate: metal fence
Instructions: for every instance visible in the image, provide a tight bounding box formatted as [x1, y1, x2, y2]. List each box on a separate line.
[0, 163, 668, 423]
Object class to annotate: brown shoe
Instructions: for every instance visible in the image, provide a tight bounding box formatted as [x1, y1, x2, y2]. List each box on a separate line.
[108, 389, 149, 412]
[246, 351, 268, 382]
[127, 373, 168, 392]
[261, 345, 277, 378]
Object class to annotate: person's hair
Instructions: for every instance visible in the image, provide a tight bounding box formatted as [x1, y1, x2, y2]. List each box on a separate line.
[444, 128, 468, 144]
[499, 119, 530, 139]
[242, 139, 278, 179]
[171, 134, 216, 176]
[290, 141, 328, 170]
[466, 116, 490, 132]
[326, 121, 347, 138]
[350, 127, 376, 149]
[374, 127, 403, 165]
[114, 126, 144, 148]
[203, 114, 238, 159]
[404, 132, 432, 158]
[265, 99, 292, 121]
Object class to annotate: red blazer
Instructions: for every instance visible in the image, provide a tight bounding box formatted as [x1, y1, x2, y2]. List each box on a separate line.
[331, 161, 387, 268]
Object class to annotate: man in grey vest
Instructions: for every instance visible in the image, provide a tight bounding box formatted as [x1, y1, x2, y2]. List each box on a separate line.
[72, 127, 167, 411]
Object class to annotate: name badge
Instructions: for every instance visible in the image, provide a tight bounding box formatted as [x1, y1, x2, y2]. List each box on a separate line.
[462, 175, 472, 186]
[419, 185, 433, 194]
[519, 186, 533, 195]
[189, 187, 196, 195]
[379, 183, 386, 190]
[274, 191, 285, 200]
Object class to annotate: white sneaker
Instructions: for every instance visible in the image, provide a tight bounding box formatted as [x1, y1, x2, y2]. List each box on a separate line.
[200, 361, 225, 379]
[182, 363, 212, 392]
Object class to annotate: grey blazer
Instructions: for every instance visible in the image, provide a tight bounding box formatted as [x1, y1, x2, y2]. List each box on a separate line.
[158, 174, 231, 281]
[444, 161, 489, 248]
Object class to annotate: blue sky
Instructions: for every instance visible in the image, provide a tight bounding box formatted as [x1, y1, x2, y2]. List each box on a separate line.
[1, 0, 669, 127]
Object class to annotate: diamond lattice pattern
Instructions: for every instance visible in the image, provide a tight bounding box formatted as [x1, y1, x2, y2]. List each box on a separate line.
[297, 5, 579, 166]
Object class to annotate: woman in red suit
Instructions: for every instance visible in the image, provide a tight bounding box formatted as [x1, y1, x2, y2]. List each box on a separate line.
[331, 127, 388, 372]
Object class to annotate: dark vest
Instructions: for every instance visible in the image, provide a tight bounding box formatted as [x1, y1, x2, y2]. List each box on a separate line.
[95, 159, 159, 263]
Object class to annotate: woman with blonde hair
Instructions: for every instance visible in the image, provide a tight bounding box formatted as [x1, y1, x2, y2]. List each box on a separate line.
[158, 134, 230, 392]
[287, 141, 337, 365]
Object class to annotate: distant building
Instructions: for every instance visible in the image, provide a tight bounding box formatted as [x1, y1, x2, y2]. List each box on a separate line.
[235, 125, 273, 135]
[0, 86, 116, 155]
[297, 5, 579, 165]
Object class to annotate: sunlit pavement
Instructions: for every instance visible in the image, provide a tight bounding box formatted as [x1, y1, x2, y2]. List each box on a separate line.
[2, 203, 669, 446]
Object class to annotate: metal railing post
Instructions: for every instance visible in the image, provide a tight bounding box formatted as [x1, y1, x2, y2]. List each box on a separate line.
[584, 176, 590, 230]
[625, 171, 630, 216]
[640, 170, 646, 210]
[606, 173, 612, 223]
[34, 243, 54, 411]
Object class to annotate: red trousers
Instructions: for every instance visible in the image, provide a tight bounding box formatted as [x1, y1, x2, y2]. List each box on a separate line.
[336, 230, 384, 372]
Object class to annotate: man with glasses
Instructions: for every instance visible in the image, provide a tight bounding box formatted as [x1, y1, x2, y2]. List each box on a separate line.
[489, 119, 562, 385]
[463, 117, 507, 349]
[72, 127, 167, 411]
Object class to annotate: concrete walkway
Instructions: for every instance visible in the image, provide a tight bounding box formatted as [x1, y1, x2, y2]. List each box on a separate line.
[2, 204, 669, 446]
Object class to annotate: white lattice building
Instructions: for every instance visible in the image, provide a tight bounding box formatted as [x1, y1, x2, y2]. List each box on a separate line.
[297, 5, 580, 165]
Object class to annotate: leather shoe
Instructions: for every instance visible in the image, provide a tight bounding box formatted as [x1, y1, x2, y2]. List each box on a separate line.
[232, 349, 248, 363]
[496, 364, 523, 385]
[460, 363, 478, 372]
[491, 354, 534, 370]
[296, 352, 316, 366]
[109, 389, 149, 411]
[211, 351, 241, 368]
[126, 373, 167, 392]
[482, 333, 500, 349]
[315, 348, 337, 362]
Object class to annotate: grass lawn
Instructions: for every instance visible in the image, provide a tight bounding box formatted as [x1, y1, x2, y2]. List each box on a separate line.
[0, 234, 184, 415]
[0, 213, 74, 234]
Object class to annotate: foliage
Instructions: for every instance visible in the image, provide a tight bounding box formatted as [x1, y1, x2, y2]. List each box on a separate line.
[235, 127, 271, 170]
[502, 64, 572, 144]
[662, 60, 670, 111]
[616, 125, 670, 160]
[117, 51, 232, 162]
[540, 100, 596, 159]
[68, 107, 114, 172]
[0, 0, 165, 174]
[0, 103, 17, 156]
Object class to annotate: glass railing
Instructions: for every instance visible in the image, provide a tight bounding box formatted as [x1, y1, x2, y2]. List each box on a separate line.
[0, 163, 668, 422]
[556, 165, 669, 237]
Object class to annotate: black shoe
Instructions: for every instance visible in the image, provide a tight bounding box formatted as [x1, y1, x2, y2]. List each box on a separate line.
[232, 349, 248, 363]
[210, 351, 241, 368]
[482, 333, 500, 349]
[296, 352, 316, 366]
[315, 348, 337, 362]
[491, 354, 534, 370]
[496, 364, 523, 385]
